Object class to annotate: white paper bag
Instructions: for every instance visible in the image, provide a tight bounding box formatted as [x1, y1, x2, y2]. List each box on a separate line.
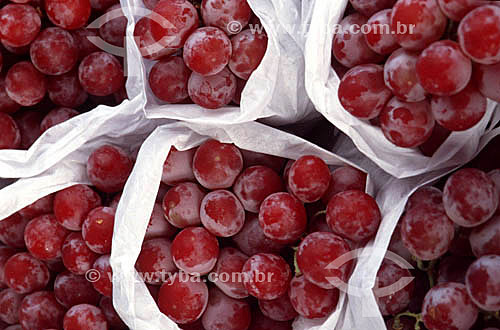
[304, 0, 500, 179]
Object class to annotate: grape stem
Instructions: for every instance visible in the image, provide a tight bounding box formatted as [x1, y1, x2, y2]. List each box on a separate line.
[292, 247, 302, 277]
[413, 256, 437, 288]
[393, 311, 423, 330]
[313, 210, 327, 219]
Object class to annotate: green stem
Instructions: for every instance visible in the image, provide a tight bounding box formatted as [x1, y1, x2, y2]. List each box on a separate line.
[393, 311, 423, 330]
[413, 256, 436, 288]
[312, 209, 327, 220]
[292, 246, 302, 277]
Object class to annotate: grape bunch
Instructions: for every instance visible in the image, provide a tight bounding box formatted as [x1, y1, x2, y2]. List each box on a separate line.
[382, 141, 500, 330]
[139, 0, 267, 110]
[0, 0, 129, 151]
[336, 0, 500, 154]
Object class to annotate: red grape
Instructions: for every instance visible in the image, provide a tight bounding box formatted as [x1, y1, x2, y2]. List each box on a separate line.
[87, 144, 133, 193]
[18, 291, 65, 330]
[465, 255, 500, 311]
[228, 29, 267, 80]
[54, 272, 100, 308]
[488, 169, 500, 213]
[332, 13, 383, 68]
[90, 0, 118, 11]
[162, 147, 196, 185]
[384, 48, 427, 102]
[134, 16, 177, 60]
[364, 9, 399, 55]
[61, 232, 99, 275]
[183, 27, 232, 77]
[419, 123, 451, 157]
[380, 98, 435, 148]
[47, 70, 88, 108]
[297, 232, 352, 290]
[18, 194, 54, 220]
[0, 288, 23, 324]
[437, 0, 484, 21]
[240, 150, 285, 173]
[248, 309, 293, 330]
[171, 227, 219, 275]
[188, 67, 237, 109]
[338, 64, 392, 120]
[458, 5, 500, 64]
[400, 206, 455, 260]
[405, 186, 443, 212]
[0, 4, 41, 47]
[63, 304, 107, 330]
[210, 247, 248, 299]
[92, 254, 112, 297]
[193, 139, 243, 189]
[431, 83, 487, 131]
[258, 290, 298, 322]
[5, 62, 46, 106]
[349, 0, 396, 16]
[321, 166, 367, 204]
[232, 213, 283, 256]
[163, 182, 205, 228]
[416, 40, 472, 96]
[387, 223, 414, 265]
[0, 213, 29, 248]
[30, 27, 79, 76]
[289, 155, 330, 203]
[158, 273, 209, 324]
[4, 253, 50, 294]
[473, 62, 500, 102]
[71, 28, 100, 60]
[443, 168, 498, 227]
[99, 296, 127, 329]
[145, 202, 177, 239]
[149, 56, 190, 103]
[0, 77, 20, 115]
[375, 260, 414, 316]
[0, 247, 16, 288]
[99, 4, 127, 47]
[288, 276, 339, 319]
[24, 214, 69, 260]
[422, 282, 478, 330]
[78, 52, 124, 97]
[201, 0, 252, 35]
[242, 253, 291, 300]
[54, 184, 102, 231]
[200, 190, 245, 237]
[0, 113, 20, 149]
[202, 287, 251, 330]
[391, 0, 447, 51]
[150, 0, 199, 49]
[136, 238, 176, 284]
[258, 192, 307, 244]
[40, 107, 79, 133]
[45, 0, 91, 30]
[82, 206, 115, 254]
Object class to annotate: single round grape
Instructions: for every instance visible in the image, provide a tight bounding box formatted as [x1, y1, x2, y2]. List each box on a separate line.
[228, 29, 268, 80]
[258, 192, 307, 244]
[158, 273, 209, 324]
[163, 182, 205, 228]
[288, 155, 331, 203]
[488, 169, 500, 214]
[47, 70, 88, 108]
[30, 27, 79, 76]
[45, 0, 91, 30]
[0, 213, 29, 248]
[391, 0, 447, 51]
[78, 52, 124, 97]
[349, 0, 396, 16]
[192, 139, 243, 189]
[232, 213, 283, 256]
[473, 62, 500, 103]
[162, 147, 196, 185]
[40, 107, 79, 133]
[0, 247, 16, 288]
[61, 232, 99, 275]
[24, 214, 69, 260]
[466, 255, 500, 311]
[364, 9, 399, 55]
[19, 291, 65, 330]
[71, 28, 100, 60]
[136, 238, 176, 284]
[171, 227, 219, 275]
[258, 294, 298, 322]
[384, 48, 427, 102]
[54, 272, 100, 308]
[443, 168, 499, 227]
[431, 83, 487, 131]
[321, 166, 367, 205]
[472, 215, 500, 255]
[375, 260, 414, 316]
[242, 253, 291, 300]
[63, 304, 107, 330]
[327, 190, 381, 242]
[458, 5, 500, 65]
[405, 186, 444, 212]
[99, 4, 127, 47]
[297, 232, 352, 290]
[332, 13, 383, 68]
[5, 61, 46, 106]
[0, 113, 21, 149]
[150, 0, 199, 49]
[82, 206, 115, 254]
[201, 0, 252, 35]
[0, 4, 41, 47]
[54, 184, 102, 231]
[380, 97, 435, 148]
[92, 255, 112, 297]
[0, 288, 23, 324]
[437, 0, 484, 21]
[200, 190, 245, 237]
[188, 68, 237, 109]
[0, 77, 21, 115]
[87, 145, 133, 193]
[134, 16, 176, 60]
[339, 64, 392, 120]
[149, 56, 190, 103]
[288, 275, 339, 319]
[4, 253, 50, 294]
[201, 287, 251, 330]
[416, 40, 472, 96]
[211, 247, 249, 299]
[422, 282, 478, 330]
